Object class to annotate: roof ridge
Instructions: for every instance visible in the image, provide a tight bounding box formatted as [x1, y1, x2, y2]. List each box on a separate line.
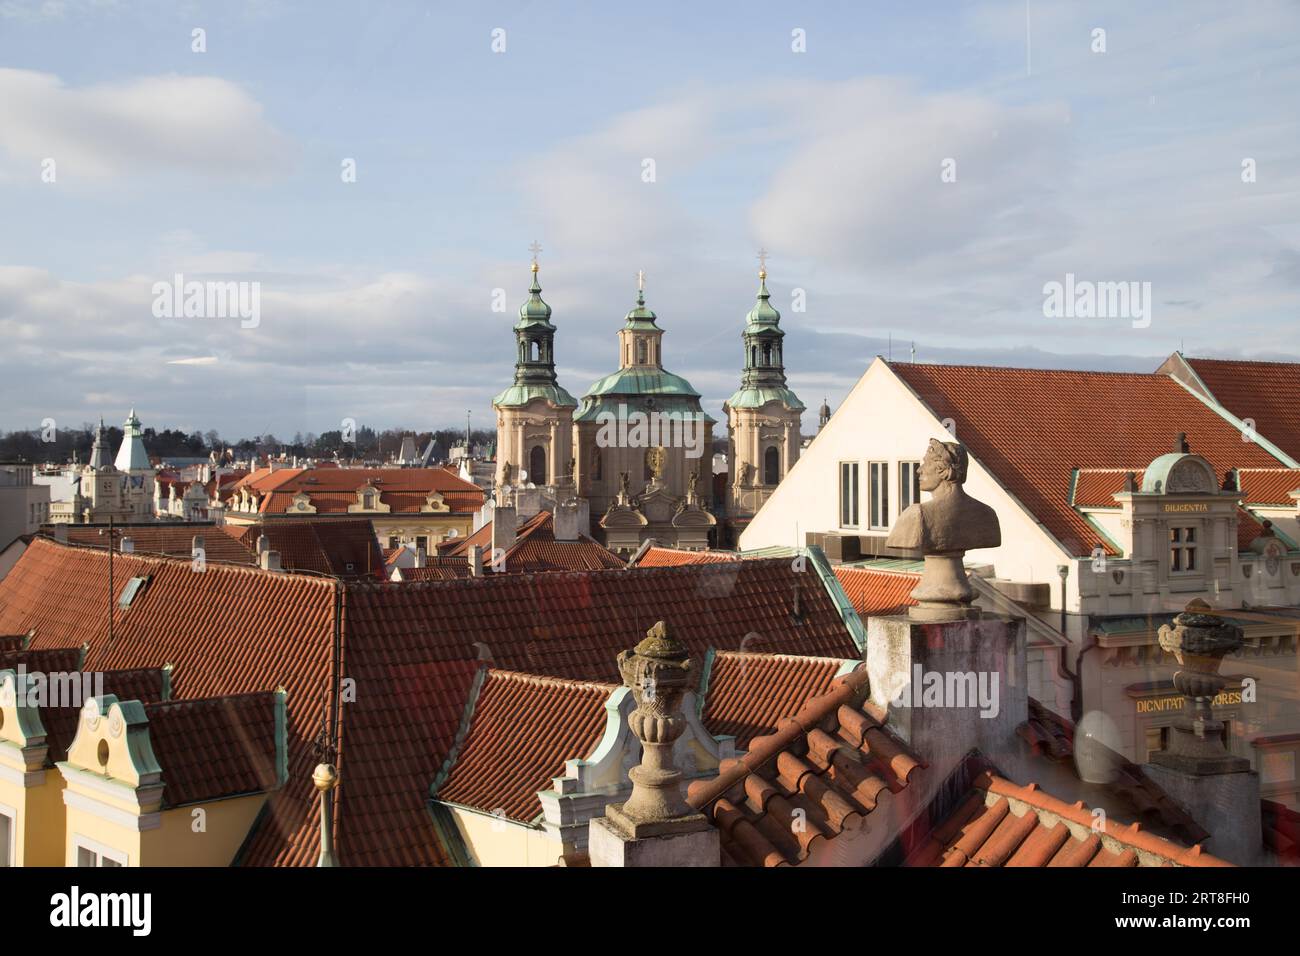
[890, 360, 1169, 380]
[687, 667, 871, 811]
[485, 667, 619, 694]
[975, 772, 1230, 866]
[711, 649, 851, 664]
[1188, 355, 1300, 369]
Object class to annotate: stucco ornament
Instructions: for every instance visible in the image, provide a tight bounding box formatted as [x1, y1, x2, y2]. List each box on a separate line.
[609, 621, 700, 828]
[886, 439, 1001, 621]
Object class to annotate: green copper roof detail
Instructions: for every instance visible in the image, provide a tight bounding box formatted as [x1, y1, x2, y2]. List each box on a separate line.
[724, 385, 806, 411]
[516, 265, 555, 329]
[624, 289, 660, 329]
[574, 368, 713, 422]
[744, 274, 781, 331]
[493, 383, 578, 408]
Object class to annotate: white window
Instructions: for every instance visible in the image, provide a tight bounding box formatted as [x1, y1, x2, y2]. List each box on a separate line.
[1170, 526, 1198, 572]
[869, 461, 889, 530]
[839, 462, 859, 528]
[899, 461, 921, 512]
[74, 836, 126, 868]
[0, 804, 14, 867]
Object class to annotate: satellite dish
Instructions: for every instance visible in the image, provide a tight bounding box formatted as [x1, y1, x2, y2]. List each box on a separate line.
[518, 469, 529, 482]
[447, 529, 459, 539]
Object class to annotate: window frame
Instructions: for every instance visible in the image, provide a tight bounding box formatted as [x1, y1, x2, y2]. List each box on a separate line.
[839, 461, 860, 529]
[0, 801, 15, 868]
[868, 461, 890, 530]
[72, 834, 128, 868]
[1169, 525, 1198, 574]
[899, 460, 921, 512]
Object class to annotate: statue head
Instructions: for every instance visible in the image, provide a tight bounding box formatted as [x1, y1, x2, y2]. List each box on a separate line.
[918, 439, 967, 492]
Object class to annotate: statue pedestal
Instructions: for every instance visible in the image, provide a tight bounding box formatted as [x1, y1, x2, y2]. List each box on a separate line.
[588, 804, 719, 867]
[1144, 761, 1261, 866]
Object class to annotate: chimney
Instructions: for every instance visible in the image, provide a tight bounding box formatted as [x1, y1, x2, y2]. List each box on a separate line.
[1176, 432, 1190, 453]
[259, 549, 282, 572]
[554, 498, 580, 542]
[514, 487, 541, 519]
[492, 506, 517, 553]
[415, 546, 427, 568]
[191, 534, 205, 555]
[120, 537, 135, 553]
[256, 533, 270, 555]
[469, 544, 484, 578]
[54, 524, 67, 543]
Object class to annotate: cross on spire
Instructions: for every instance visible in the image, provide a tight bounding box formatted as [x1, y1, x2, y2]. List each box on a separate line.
[756, 247, 769, 277]
[528, 240, 543, 272]
[636, 268, 645, 292]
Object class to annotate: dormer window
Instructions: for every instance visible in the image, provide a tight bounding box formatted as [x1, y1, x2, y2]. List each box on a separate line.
[1170, 526, 1198, 572]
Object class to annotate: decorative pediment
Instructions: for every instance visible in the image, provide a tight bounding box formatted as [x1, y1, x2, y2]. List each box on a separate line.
[288, 491, 317, 514]
[421, 490, 449, 513]
[601, 502, 648, 530]
[347, 482, 391, 514]
[65, 695, 163, 794]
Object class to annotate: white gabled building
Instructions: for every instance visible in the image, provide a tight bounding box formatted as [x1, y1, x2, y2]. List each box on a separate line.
[741, 356, 1300, 796]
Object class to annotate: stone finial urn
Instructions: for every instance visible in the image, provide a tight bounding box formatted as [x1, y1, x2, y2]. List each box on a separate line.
[1153, 599, 1248, 774]
[606, 621, 708, 835]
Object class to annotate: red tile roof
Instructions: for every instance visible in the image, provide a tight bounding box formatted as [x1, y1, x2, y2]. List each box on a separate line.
[62, 525, 255, 565]
[346, 558, 859, 684]
[444, 511, 625, 573]
[1071, 468, 1144, 508]
[906, 772, 1229, 867]
[889, 363, 1285, 555]
[434, 669, 616, 823]
[0, 539, 860, 866]
[636, 547, 740, 567]
[397, 560, 475, 581]
[686, 668, 923, 866]
[0, 538, 337, 866]
[700, 651, 849, 750]
[1185, 357, 1300, 460]
[143, 691, 284, 808]
[831, 566, 919, 619]
[232, 467, 483, 515]
[224, 520, 384, 577]
[1237, 467, 1300, 506]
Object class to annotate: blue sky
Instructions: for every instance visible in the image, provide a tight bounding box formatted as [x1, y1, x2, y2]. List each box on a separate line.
[1, 0, 1298, 439]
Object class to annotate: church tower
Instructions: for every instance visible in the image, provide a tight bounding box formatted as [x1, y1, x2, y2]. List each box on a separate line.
[492, 255, 577, 491]
[724, 256, 805, 527]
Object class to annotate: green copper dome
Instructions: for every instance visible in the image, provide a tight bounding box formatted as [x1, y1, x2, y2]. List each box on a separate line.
[744, 274, 781, 331]
[516, 266, 554, 329]
[493, 383, 578, 408]
[623, 289, 659, 330]
[726, 270, 804, 411]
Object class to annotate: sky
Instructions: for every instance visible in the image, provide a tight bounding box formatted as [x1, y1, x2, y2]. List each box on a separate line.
[1, 0, 1298, 440]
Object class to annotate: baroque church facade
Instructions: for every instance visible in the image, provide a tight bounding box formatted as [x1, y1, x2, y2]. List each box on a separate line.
[491, 258, 805, 552]
[59, 410, 157, 524]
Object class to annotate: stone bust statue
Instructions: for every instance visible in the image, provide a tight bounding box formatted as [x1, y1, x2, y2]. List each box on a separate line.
[886, 438, 1000, 620]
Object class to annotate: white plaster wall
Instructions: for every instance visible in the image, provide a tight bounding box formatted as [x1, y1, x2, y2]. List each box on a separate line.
[741, 359, 1073, 601]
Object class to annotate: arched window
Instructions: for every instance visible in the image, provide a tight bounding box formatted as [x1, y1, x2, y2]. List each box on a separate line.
[529, 445, 547, 485]
[762, 343, 772, 366]
[531, 340, 540, 361]
[750, 345, 758, 367]
[637, 340, 647, 365]
[592, 448, 602, 482]
[764, 446, 780, 485]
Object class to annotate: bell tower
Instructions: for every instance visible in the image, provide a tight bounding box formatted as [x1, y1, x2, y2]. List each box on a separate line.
[491, 246, 578, 492]
[724, 251, 806, 528]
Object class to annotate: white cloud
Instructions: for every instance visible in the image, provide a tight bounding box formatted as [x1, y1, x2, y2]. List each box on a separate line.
[0, 68, 292, 181]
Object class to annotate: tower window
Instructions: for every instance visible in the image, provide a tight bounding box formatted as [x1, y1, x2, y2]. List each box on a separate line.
[593, 448, 602, 481]
[529, 445, 547, 485]
[531, 341, 540, 361]
[763, 446, 780, 485]
[637, 340, 647, 365]
[763, 343, 772, 366]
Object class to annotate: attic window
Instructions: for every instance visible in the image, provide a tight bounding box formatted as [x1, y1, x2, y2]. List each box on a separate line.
[118, 575, 152, 609]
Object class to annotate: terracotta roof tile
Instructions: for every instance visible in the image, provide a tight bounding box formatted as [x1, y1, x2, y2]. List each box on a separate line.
[908, 772, 1230, 867]
[143, 691, 284, 808]
[1071, 468, 1145, 508]
[890, 363, 1285, 555]
[445, 512, 624, 573]
[831, 566, 919, 618]
[687, 669, 922, 866]
[700, 651, 849, 750]
[397, 560, 475, 581]
[636, 547, 741, 567]
[63, 525, 254, 565]
[435, 669, 616, 822]
[225, 520, 385, 577]
[234, 468, 483, 515]
[1186, 357, 1300, 460]
[1237, 467, 1300, 506]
